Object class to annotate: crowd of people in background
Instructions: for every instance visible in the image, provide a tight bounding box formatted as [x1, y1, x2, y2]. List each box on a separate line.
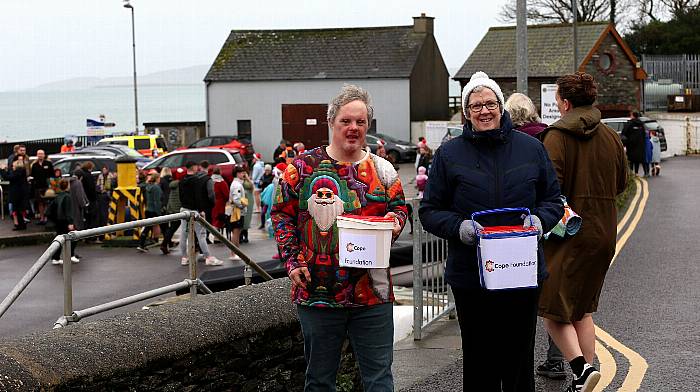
[0, 136, 294, 264]
[122, 151, 294, 265]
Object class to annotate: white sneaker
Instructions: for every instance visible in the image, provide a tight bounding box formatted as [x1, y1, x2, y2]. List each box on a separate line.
[228, 254, 242, 261]
[181, 257, 189, 266]
[205, 256, 223, 266]
[52, 259, 63, 265]
[70, 256, 80, 263]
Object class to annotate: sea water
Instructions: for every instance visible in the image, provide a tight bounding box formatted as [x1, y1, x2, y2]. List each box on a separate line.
[0, 85, 205, 142]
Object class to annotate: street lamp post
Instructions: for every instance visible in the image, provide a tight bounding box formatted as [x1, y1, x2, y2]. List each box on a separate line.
[124, 1, 139, 134]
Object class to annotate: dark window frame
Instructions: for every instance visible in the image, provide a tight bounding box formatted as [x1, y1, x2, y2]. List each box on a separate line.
[237, 120, 252, 140]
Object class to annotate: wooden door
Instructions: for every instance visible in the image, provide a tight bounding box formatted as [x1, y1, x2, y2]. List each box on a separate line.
[282, 104, 329, 149]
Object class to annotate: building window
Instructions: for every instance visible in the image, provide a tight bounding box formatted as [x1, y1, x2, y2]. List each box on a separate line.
[597, 52, 616, 75]
[237, 120, 251, 141]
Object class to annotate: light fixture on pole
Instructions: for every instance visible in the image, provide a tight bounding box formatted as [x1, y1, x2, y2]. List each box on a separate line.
[123, 0, 139, 134]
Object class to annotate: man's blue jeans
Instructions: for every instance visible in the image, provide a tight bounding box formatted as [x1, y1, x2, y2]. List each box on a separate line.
[297, 303, 394, 392]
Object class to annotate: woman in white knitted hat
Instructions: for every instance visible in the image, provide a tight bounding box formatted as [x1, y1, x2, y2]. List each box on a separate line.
[419, 71, 564, 391]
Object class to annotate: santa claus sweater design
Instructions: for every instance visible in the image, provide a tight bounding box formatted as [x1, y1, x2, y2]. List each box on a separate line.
[272, 147, 408, 307]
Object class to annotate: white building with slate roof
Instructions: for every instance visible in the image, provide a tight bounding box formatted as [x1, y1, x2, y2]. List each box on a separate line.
[204, 14, 449, 160]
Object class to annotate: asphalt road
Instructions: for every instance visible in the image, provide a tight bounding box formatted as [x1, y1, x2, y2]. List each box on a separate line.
[591, 156, 700, 391]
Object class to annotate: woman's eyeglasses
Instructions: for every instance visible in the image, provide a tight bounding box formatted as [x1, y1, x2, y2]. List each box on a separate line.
[468, 101, 499, 113]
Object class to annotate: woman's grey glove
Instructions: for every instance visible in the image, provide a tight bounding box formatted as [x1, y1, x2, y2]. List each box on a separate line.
[459, 220, 483, 246]
[523, 214, 543, 240]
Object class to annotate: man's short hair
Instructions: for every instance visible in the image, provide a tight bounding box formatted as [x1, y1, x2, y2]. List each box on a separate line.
[327, 84, 374, 125]
[185, 161, 198, 169]
[59, 178, 69, 191]
[199, 160, 210, 169]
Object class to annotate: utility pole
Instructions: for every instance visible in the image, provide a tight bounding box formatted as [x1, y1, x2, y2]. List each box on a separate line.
[516, 0, 528, 94]
[124, 1, 139, 134]
[572, 0, 579, 73]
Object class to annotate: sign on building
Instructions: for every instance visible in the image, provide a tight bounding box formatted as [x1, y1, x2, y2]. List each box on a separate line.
[541, 84, 561, 125]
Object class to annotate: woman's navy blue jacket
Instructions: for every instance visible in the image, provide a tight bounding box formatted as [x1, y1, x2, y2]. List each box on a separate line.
[419, 112, 563, 289]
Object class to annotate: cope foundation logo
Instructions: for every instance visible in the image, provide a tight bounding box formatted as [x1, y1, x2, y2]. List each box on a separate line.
[345, 243, 366, 252]
[485, 260, 495, 272]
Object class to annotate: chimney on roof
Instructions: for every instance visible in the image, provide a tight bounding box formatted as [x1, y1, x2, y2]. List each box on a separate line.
[413, 13, 434, 34]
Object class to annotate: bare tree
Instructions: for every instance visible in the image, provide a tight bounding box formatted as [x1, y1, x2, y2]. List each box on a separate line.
[631, 0, 699, 24]
[660, 0, 700, 15]
[499, 0, 612, 23]
[636, 0, 661, 21]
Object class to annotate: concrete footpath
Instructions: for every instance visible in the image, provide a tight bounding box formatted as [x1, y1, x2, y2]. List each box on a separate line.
[0, 217, 55, 247]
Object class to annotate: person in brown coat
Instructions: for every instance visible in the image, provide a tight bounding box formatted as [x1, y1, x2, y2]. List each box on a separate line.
[537, 72, 628, 392]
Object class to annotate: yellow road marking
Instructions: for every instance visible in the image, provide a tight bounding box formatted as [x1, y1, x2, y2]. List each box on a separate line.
[616, 177, 642, 234]
[592, 176, 649, 390]
[596, 326, 649, 392]
[610, 178, 649, 267]
[594, 339, 617, 392]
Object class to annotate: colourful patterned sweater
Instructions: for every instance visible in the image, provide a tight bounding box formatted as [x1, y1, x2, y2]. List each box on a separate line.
[271, 147, 408, 307]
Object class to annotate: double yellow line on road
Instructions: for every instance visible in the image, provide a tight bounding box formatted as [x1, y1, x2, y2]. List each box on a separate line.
[594, 177, 649, 392]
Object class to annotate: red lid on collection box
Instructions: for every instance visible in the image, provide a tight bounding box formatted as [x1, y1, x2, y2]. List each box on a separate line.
[480, 225, 538, 235]
[339, 215, 395, 223]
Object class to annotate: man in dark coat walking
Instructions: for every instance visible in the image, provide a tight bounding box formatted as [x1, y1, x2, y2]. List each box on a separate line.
[621, 111, 648, 176]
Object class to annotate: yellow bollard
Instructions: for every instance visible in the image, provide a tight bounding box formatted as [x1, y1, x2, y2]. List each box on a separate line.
[105, 156, 144, 240]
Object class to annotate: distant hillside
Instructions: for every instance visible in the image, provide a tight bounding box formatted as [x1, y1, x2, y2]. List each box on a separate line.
[32, 65, 210, 91]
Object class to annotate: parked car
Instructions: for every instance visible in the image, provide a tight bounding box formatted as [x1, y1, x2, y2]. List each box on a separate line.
[365, 133, 417, 163]
[181, 135, 255, 163]
[53, 155, 117, 178]
[601, 116, 667, 152]
[50, 145, 151, 169]
[141, 148, 247, 183]
[96, 135, 169, 157]
[441, 126, 463, 145]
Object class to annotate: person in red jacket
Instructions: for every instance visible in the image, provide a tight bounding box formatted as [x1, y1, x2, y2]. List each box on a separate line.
[210, 167, 230, 236]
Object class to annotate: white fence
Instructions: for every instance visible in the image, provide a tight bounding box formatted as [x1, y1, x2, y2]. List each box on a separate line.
[649, 112, 700, 156]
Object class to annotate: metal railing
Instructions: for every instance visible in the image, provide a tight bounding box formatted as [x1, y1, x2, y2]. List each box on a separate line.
[0, 211, 272, 329]
[410, 199, 455, 340]
[643, 54, 700, 89]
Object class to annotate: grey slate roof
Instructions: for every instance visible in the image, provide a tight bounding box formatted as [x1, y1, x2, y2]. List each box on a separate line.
[205, 26, 427, 82]
[454, 22, 609, 80]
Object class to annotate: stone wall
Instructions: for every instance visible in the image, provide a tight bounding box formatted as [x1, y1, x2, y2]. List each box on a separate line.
[583, 32, 642, 116]
[0, 279, 360, 392]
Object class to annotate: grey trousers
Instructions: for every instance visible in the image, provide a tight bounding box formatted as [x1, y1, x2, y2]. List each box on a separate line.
[546, 335, 564, 362]
[178, 208, 210, 257]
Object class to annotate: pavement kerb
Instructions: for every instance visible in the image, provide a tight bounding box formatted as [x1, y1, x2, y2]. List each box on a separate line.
[0, 231, 56, 248]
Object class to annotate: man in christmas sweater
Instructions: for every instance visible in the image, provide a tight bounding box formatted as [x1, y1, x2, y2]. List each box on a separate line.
[272, 84, 407, 391]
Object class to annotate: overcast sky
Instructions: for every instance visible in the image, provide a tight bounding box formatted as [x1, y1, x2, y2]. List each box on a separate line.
[0, 0, 507, 91]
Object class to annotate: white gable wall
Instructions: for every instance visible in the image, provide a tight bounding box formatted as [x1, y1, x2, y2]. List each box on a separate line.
[206, 79, 410, 160]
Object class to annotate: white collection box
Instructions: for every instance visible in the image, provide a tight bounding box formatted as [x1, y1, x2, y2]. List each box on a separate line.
[337, 215, 394, 269]
[473, 207, 539, 290]
[478, 233, 538, 290]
